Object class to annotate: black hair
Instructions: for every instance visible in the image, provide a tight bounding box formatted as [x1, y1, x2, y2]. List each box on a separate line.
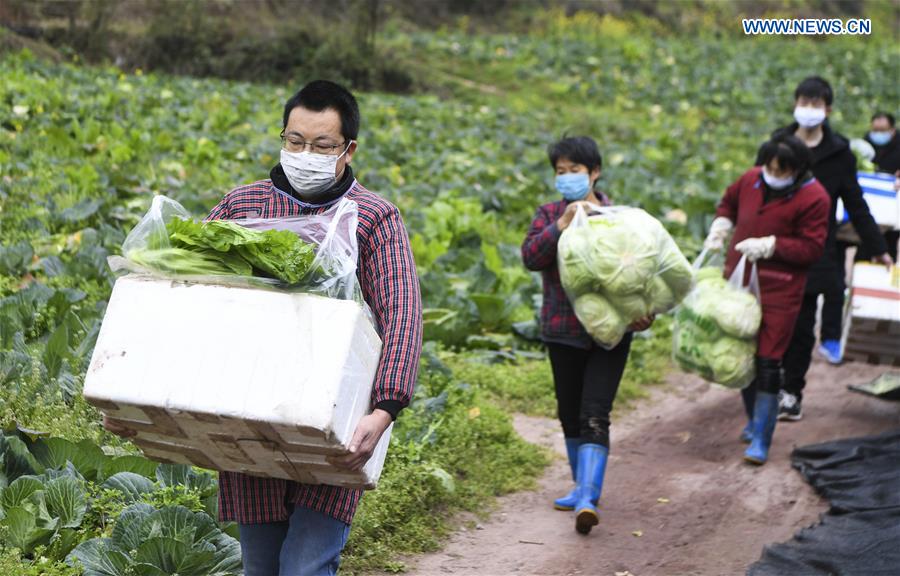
[794, 76, 833, 106]
[757, 133, 812, 176]
[547, 136, 602, 172]
[871, 111, 896, 127]
[282, 80, 360, 141]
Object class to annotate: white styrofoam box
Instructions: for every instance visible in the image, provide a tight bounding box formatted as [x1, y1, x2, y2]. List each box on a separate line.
[841, 263, 900, 367]
[835, 172, 899, 230]
[83, 275, 389, 489]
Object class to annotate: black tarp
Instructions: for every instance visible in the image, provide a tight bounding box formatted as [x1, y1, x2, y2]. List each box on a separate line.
[747, 429, 900, 576]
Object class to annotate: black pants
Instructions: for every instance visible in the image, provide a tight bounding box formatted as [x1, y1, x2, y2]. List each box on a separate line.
[819, 243, 848, 342]
[783, 292, 819, 400]
[546, 334, 633, 448]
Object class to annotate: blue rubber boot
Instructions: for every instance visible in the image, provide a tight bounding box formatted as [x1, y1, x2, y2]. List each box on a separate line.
[740, 386, 755, 443]
[574, 444, 608, 534]
[554, 438, 581, 510]
[744, 392, 779, 465]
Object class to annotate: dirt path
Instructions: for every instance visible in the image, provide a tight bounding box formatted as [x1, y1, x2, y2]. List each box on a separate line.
[405, 358, 900, 576]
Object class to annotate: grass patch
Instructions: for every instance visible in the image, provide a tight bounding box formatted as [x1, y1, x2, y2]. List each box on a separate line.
[341, 347, 549, 573]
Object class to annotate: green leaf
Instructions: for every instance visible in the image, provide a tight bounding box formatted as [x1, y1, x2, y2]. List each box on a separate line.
[111, 503, 155, 552]
[60, 198, 103, 223]
[133, 537, 215, 575]
[2, 505, 57, 554]
[101, 455, 159, 481]
[44, 475, 87, 528]
[102, 472, 155, 503]
[0, 433, 38, 487]
[67, 537, 132, 576]
[30, 437, 106, 481]
[43, 320, 70, 379]
[0, 475, 44, 511]
[144, 506, 199, 544]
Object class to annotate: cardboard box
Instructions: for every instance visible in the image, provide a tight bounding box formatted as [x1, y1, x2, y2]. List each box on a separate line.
[841, 263, 900, 367]
[83, 276, 389, 489]
[835, 172, 899, 243]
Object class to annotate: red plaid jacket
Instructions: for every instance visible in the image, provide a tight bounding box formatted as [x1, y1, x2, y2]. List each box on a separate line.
[209, 177, 422, 525]
[521, 195, 609, 348]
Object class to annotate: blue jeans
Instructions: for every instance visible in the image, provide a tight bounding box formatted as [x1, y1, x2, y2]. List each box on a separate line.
[238, 505, 351, 576]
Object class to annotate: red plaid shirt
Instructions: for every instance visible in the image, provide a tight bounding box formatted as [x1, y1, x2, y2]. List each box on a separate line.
[521, 195, 609, 348]
[209, 178, 422, 525]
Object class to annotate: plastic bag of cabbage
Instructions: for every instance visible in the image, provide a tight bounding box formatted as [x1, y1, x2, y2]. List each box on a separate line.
[557, 205, 694, 348]
[672, 254, 762, 389]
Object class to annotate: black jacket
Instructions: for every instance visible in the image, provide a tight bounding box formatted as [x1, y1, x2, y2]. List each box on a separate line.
[865, 131, 900, 174]
[758, 121, 887, 293]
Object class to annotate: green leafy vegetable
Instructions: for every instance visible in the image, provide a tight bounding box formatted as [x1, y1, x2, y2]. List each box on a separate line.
[673, 271, 761, 388]
[559, 208, 693, 346]
[573, 293, 628, 348]
[125, 217, 316, 285]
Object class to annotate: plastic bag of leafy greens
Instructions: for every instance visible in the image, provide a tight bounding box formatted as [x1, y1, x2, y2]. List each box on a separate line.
[672, 248, 760, 389]
[558, 204, 692, 348]
[237, 198, 361, 301]
[109, 195, 362, 303]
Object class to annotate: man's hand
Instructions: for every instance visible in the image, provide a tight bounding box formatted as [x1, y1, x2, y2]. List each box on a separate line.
[556, 201, 592, 232]
[327, 409, 393, 472]
[628, 314, 655, 332]
[735, 236, 776, 262]
[703, 217, 733, 250]
[103, 415, 136, 438]
[873, 252, 894, 269]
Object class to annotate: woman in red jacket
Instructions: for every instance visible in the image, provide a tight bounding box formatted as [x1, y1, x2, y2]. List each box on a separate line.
[704, 133, 830, 465]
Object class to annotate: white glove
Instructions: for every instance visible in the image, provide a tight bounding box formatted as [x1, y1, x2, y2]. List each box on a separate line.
[735, 236, 776, 262]
[703, 217, 733, 250]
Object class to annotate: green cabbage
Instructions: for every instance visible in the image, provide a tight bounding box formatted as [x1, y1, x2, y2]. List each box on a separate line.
[558, 227, 599, 297]
[648, 277, 675, 314]
[558, 208, 694, 345]
[615, 292, 651, 320]
[658, 246, 694, 302]
[573, 293, 628, 348]
[687, 278, 761, 339]
[708, 337, 756, 388]
[673, 266, 760, 389]
[695, 266, 724, 283]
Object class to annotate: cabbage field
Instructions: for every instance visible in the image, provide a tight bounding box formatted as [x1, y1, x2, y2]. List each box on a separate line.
[1, 9, 897, 575]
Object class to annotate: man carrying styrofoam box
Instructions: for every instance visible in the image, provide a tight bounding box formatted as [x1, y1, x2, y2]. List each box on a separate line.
[102, 80, 423, 576]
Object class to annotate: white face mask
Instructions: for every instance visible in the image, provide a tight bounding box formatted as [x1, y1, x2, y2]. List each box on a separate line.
[280, 143, 352, 196]
[794, 106, 827, 128]
[762, 167, 795, 190]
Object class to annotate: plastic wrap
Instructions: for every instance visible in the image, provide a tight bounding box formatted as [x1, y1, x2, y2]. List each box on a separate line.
[109, 195, 362, 302]
[558, 204, 694, 348]
[673, 248, 761, 389]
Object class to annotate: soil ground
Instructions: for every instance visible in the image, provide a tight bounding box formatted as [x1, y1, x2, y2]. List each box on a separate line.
[404, 357, 900, 576]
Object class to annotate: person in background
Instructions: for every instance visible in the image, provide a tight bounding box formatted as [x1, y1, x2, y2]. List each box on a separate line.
[705, 133, 830, 465]
[817, 112, 900, 364]
[757, 77, 892, 422]
[521, 136, 654, 535]
[865, 112, 900, 174]
[857, 111, 900, 262]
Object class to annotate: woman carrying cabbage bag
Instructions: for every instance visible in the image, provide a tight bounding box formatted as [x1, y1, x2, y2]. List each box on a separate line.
[704, 133, 829, 465]
[521, 137, 654, 535]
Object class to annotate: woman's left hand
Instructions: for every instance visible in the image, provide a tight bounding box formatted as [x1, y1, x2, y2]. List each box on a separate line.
[629, 314, 655, 332]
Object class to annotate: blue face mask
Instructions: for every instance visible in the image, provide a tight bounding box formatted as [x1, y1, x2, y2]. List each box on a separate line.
[555, 173, 591, 201]
[869, 131, 893, 146]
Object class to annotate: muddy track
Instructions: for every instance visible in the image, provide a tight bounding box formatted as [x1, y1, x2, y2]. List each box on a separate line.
[403, 358, 900, 576]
